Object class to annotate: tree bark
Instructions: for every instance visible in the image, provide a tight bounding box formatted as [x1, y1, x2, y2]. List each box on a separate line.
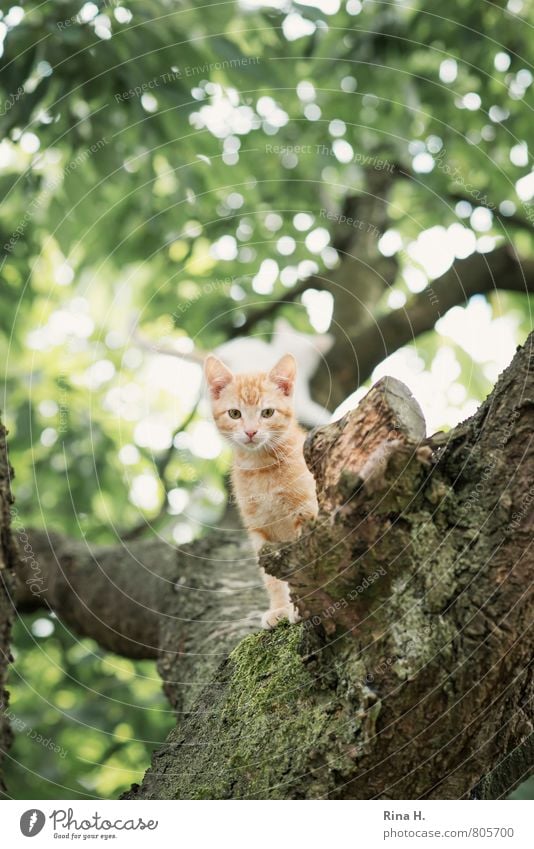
[14, 529, 262, 715]
[328, 246, 534, 396]
[0, 422, 17, 798]
[6, 334, 534, 799]
[123, 332, 533, 800]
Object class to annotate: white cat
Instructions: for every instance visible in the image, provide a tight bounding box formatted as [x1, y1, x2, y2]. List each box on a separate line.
[135, 317, 333, 427]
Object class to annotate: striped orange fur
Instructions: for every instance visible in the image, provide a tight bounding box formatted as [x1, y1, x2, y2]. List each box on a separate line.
[205, 353, 318, 628]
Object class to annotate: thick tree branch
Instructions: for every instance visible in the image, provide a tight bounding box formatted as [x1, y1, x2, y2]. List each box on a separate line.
[14, 528, 260, 682]
[15, 531, 171, 659]
[13, 524, 265, 717]
[126, 332, 533, 799]
[314, 245, 534, 406]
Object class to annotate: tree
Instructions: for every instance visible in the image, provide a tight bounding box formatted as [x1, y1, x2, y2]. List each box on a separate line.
[3, 331, 532, 798]
[0, 0, 533, 798]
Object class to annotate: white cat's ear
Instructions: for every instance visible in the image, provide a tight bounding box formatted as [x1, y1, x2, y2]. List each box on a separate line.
[269, 353, 296, 396]
[273, 317, 292, 335]
[204, 355, 233, 399]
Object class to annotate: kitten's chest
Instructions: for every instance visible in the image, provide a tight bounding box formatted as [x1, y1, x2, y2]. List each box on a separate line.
[232, 461, 313, 531]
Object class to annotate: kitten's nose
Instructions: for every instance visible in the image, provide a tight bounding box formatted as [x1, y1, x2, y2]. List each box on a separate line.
[245, 430, 257, 439]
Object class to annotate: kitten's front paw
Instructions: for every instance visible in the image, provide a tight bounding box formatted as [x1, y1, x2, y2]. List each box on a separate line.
[261, 604, 301, 630]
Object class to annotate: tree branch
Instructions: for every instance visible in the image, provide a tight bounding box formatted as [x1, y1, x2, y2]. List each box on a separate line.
[226, 277, 319, 338]
[315, 245, 534, 406]
[446, 191, 534, 235]
[13, 525, 263, 713]
[126, 332, 534, 799]
[391, 161, 534, 235]
[14, 531, 170, 659]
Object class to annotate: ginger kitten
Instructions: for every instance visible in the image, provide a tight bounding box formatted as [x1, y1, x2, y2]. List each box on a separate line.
[205, 353, 318, 629]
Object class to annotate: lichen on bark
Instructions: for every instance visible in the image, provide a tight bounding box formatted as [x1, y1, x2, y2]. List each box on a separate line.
[126, 622, 382, 799]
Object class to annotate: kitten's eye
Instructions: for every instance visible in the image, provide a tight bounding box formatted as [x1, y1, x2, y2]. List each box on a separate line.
[261, 408, 275, 418]
[228, 409, 242, 419]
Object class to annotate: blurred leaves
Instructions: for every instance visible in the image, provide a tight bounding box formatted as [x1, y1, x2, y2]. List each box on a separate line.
[7, 613, 173, 799]
[1, 0, 533, 799]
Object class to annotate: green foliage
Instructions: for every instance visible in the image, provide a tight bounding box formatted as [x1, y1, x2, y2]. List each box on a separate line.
[7, 612, 173, 799]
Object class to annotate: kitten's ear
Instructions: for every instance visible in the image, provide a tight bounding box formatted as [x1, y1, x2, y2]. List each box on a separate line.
[269, 353, 296, 397]
[204, 355, 233, 399]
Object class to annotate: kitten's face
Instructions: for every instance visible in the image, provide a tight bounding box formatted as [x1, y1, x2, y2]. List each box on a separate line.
[205, 354, 296, 451]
